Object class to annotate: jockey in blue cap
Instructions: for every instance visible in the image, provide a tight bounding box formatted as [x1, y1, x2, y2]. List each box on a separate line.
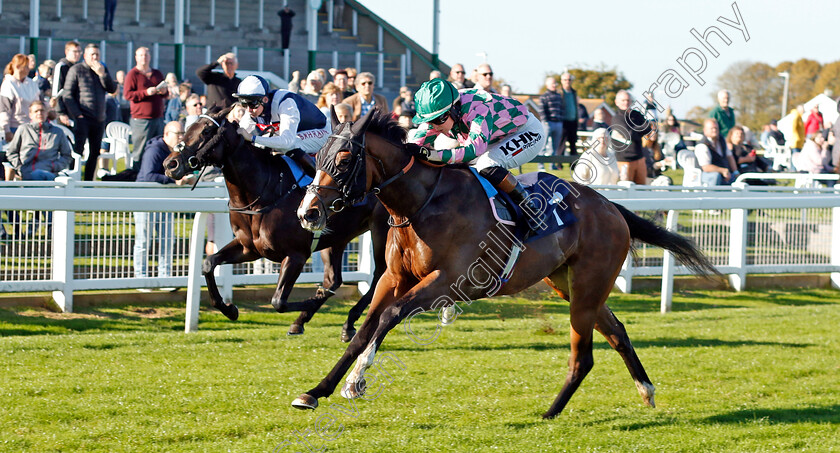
[233, 74, 330, 177]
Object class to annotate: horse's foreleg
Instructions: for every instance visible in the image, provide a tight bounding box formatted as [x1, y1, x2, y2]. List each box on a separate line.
[341, 222, 387, 342]
[291, 247, 344, 336]
[268, 254, 309, 335]
[204, 239, 260, 321]
[339, 270, 447, 400]
[594, 304, 655, 408]
[292, 270, 407, 409]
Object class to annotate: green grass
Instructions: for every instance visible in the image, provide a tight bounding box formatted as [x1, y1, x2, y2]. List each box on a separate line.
[1, 288, 839, 452]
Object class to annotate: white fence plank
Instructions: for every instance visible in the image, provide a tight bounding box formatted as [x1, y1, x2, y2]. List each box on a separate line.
[2, 181, 840, 329]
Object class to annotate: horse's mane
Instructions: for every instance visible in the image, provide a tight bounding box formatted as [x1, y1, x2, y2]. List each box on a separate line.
[365, 110, 407, 144]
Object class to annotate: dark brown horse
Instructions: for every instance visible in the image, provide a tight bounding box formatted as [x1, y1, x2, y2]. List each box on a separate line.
[292, 109, 720, 418]
[163, 108, 389, 341]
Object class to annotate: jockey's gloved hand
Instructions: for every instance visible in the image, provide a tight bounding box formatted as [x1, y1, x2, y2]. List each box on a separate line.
[417, 146, 432, 161]
[237, 127, 254, 143]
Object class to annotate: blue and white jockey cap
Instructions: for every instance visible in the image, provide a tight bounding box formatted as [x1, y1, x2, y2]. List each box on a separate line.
[234, 75, 270, 103]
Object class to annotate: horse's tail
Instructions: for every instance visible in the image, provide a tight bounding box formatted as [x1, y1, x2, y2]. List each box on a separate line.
[612, 202, 722, 278]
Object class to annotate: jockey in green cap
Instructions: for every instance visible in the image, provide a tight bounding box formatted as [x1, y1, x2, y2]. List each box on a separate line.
[411, 78, 547, 233]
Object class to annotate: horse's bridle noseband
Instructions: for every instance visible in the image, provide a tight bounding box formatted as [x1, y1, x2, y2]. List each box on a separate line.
[307, 130, 371, 214]
[309, 126, 438, 228]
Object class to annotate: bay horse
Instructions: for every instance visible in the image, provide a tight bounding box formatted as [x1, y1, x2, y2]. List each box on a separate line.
[162, 108, 389, 341]
[292, 109, 720, 418]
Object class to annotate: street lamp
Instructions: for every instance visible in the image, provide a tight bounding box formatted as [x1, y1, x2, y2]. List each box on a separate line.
[778, 71, 790, 119]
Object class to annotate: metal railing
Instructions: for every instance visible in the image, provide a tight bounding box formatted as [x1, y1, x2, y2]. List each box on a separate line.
[2, 180, 839, 328]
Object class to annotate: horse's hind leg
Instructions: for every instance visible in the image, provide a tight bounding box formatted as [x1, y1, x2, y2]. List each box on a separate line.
[269, 254, 308, 334]
[594, 305, 655, 408]
[543, 267, 613, 419]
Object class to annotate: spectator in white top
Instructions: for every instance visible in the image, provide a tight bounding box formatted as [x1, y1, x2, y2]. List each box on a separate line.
[474, 63, 496, 93]
[792, 133, 832, 174]
[183, 94, 203, 130]
[572, 128, 619, 185]
[0, 54, 41, 142]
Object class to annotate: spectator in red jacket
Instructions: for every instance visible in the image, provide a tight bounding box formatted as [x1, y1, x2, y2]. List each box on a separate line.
[124, 46, 167, 169]
[804, 105, 824, 136]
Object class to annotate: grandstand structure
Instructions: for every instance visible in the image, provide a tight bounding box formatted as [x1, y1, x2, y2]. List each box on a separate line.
[0, 0, 445, 99]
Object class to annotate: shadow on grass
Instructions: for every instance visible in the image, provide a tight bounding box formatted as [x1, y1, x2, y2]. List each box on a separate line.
[665, 290, 838, 307]
[0, 305, 287, 337]
[385, 341, 562, 352]
[605, 300, 750, 313]
[703, 405, 840, 424]
[623, 337, 812, 349]
[383, 332, 811, 354]
[618, 416, 681, 431]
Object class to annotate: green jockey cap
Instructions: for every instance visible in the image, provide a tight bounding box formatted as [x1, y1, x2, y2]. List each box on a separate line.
[413, 78, 459, 125]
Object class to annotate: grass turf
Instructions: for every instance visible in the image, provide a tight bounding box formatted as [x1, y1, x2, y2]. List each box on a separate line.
[1, 288, 838, 452]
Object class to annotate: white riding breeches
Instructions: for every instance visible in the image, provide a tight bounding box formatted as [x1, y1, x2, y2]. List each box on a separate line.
[473, 113, 546, 171]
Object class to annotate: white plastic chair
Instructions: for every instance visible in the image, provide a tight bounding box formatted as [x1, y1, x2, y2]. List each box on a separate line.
[660, 132, 682, 171]
[99, 121, 133, 176]
[764, 137, 792, 171]
[676, 149, 702, 187]
[53, 123, 82, 180]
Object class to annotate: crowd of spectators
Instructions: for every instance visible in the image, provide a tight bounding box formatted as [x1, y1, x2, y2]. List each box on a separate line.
[565, 83, 839, 187]
[4, 41, 840, 251]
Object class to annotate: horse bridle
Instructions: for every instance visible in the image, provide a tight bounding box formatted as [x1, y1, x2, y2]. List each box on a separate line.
[175, 114, 299, 213]
[307, 131, 370, 214]
[178, 114, 239, 170]
[308, 127, 440, 227]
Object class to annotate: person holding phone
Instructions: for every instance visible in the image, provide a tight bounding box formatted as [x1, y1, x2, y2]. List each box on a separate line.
[124, 46, 167, 169]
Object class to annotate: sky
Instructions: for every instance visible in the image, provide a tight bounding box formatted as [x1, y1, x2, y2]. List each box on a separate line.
[360, 0, 840, 116]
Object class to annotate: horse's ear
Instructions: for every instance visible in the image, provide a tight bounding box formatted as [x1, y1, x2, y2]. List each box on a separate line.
[217, 106, 233, 120]
[351, 107, 375, 136]
[329, 105, 340, 130]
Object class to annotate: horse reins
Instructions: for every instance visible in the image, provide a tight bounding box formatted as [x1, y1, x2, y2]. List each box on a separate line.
[386, 158, 443, 227]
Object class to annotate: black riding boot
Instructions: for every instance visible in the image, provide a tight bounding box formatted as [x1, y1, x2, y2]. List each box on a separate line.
[505, 178, 546, 234]
[286, 148, 317, 178]
[480, 166, 547, 234]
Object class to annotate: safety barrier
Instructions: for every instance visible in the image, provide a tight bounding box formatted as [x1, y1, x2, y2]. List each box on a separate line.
[2, 179, 839, 329]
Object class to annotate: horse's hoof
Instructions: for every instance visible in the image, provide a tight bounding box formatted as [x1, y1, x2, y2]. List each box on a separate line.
[216, 303, 239, 321]
[291, 394, 318, 410]
[440, 304, 457, 326]
[635, 381, 656, 408]
[340, 327, 356, 343]
[340, 379, 366, 399]
[287, 324, 304, 336]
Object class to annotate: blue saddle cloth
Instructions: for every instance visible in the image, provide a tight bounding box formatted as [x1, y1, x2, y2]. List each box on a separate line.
[282, 155, 313, 187]
[470, 169, 577, 243]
